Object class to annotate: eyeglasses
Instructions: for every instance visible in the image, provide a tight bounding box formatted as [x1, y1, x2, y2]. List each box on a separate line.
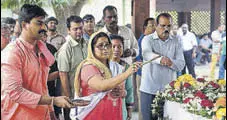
[95, 43, 111, 50]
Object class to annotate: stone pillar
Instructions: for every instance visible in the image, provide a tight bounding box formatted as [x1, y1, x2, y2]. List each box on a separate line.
[132, 0, 150, 39]
[210, 0, 221, 31]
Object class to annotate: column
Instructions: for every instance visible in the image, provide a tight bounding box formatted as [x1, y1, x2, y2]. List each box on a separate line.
[210, 0, 221, 31]
[132, 0, 150, 39]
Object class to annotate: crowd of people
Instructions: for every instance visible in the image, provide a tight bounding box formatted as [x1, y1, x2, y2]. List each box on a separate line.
[1, 3, 226, 120]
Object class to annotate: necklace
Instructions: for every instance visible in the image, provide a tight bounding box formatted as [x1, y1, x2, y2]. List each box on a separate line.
[107, 91, 119, 107]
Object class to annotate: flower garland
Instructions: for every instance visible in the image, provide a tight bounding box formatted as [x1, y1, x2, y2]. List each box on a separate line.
[152, 74, 226, 120]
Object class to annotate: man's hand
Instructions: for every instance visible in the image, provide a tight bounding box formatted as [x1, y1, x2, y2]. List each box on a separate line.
[192, 52, 196, 59]
[53, 96, 75, 108]
[160, 57, 173, 67]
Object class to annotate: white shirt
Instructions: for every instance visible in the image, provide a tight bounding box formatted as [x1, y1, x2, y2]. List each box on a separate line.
[99, 25, 139, 64]
[211, 30, 223, 54]
[179, 31, 198, 51]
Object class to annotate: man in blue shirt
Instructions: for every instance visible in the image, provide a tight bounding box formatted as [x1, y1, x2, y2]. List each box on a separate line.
[140, 13, 185, 120]
[136, 17, 156, 120]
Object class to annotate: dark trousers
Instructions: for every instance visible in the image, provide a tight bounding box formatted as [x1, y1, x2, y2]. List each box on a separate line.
[47, 78, 62, 118]
[140, 91, 157, 120]
[63, 108, 71, 120]
[182, 49, 196, 78]
[201, 49, 211, 63]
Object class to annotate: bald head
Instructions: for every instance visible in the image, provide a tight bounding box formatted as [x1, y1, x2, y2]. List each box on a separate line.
[171, 24, 178, 35]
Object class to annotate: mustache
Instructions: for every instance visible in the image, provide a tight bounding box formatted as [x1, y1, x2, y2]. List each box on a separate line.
[164, 30, 169, 34]
[38, 29, 47, 34]
[110, 21, 117, 25]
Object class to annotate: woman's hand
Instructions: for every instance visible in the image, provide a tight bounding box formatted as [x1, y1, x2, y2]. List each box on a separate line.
[126, 62, 142, 75]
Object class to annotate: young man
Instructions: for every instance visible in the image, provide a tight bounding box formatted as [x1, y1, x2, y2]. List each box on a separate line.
[135, 17, 156, 120]
[140, 13, 185, 120]
[99, 5, 139, 65]
[45, 16, 66, 50]
[136, 17, 156, 76]
[83, 14, 95, 42]
[56, 15, 88, 120]
[1, 4, 77, 120]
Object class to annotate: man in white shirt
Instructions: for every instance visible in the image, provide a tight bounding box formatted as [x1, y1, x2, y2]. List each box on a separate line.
[179, 24, 197, 78]
[210, 25, 226, 79]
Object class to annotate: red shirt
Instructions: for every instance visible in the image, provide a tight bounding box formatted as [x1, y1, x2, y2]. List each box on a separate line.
[1, 39, 55, 120]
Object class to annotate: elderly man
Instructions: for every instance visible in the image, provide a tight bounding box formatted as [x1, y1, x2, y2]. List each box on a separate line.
[179, 23, 198, 78]
[140, 13, 185, 120]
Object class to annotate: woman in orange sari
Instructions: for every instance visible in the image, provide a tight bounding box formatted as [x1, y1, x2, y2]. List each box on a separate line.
[71, 32, 141, 120]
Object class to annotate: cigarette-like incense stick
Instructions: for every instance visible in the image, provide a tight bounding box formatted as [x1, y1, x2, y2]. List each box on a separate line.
[142, 55, 161, 66]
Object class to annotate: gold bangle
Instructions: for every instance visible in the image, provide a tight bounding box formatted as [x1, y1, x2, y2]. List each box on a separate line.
[51, 97, 54, 106]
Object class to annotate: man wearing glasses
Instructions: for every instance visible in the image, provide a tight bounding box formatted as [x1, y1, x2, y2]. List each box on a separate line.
[99, 5, 139, 65]
[45, 16, 66, 50]
[140, 13, 185, 120]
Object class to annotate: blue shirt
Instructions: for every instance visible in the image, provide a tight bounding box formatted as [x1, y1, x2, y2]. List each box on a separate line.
[136, 34, 145, 76]
[83, 33, 90, 43]
[140, 32, 185, 94]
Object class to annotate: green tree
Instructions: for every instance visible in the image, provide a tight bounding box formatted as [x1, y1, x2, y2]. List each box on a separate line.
[1, 0, 89, 35]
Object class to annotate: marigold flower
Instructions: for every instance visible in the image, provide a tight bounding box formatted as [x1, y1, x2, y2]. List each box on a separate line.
[218, 80, 226, 86]
[216, 108, 226, 119]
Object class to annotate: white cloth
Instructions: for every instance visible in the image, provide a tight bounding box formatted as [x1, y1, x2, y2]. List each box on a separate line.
[179, 31, 198, 51]
[70, 92, 107, 120]
[69, 61, 124, 120]
[109, 61, 125, 77]
[164, 101, 212, 120]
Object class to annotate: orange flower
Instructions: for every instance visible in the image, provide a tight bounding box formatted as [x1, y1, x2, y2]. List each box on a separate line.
[215, 97, 226, 108]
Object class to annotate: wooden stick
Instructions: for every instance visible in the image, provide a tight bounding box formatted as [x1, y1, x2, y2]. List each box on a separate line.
[142, 55, 162, 66]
